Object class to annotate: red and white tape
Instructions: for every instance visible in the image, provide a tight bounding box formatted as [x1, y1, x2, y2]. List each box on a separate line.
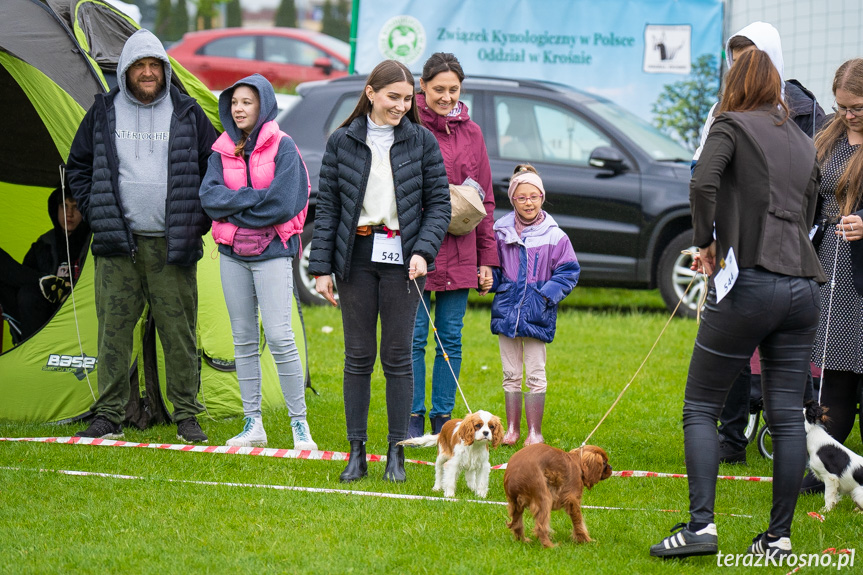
[1, 436, 774, 482]
[0, 465, 752, 517]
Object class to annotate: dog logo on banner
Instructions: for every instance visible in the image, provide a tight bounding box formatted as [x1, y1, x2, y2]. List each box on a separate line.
[643, 24, 691, 74]
[379, 15, 426, 65]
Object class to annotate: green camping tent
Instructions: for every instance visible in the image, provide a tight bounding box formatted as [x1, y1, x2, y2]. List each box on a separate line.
[0, 0, 310, 424]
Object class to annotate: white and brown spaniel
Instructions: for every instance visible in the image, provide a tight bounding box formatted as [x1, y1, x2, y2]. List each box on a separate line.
[504, 443, 612, 547]
[399, 410, 503, 498]
[804, 401, 863, 512]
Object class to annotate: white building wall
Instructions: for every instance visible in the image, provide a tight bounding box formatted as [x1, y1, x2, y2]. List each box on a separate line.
[727, 0, 863, 108]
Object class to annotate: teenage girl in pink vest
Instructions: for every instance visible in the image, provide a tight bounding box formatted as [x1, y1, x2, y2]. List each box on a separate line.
[199, 74, 314, 450]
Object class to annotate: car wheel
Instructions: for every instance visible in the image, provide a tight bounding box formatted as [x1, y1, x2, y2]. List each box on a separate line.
[658, 230, 706, 319]
[293, 226, 338, 306]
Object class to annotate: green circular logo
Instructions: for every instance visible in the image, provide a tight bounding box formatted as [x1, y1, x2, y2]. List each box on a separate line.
[378, 15, 426, 64]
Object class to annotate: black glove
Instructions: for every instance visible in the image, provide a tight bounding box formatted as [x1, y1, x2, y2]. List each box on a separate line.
[39, 275, 69, 304]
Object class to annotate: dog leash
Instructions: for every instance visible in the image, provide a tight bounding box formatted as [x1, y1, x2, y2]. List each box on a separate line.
[580, 271, 701, 447]
[412, 277, 473, 414]
[59, 165, 97, 402]
[817, 222, 844, 404]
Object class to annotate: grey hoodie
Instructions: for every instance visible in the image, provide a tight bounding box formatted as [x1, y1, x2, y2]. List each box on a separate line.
[114, 29, 174, 236]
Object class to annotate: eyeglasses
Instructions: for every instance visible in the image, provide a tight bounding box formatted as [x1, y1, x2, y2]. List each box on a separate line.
[833, 103, 863, 117]
[514, 195, 542, 204]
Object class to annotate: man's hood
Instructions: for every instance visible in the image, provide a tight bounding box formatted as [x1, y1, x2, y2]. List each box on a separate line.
[218, 74, 278, 150]
[117, 29, 172, 106]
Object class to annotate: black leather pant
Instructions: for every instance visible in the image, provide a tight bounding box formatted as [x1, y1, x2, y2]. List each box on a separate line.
[336, 234, 424, 444]
[684, 268, 820, 537]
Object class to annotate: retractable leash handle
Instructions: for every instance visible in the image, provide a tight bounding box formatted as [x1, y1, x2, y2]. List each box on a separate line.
[412, 277, 473, 414]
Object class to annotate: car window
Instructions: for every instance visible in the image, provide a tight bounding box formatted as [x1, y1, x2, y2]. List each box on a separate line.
[588, 100, 692, 161]
[263, 36, 326, 66]
[494, 95, 611, 167]
[199, 36, 255, 60]
[326, 96, 357, 135]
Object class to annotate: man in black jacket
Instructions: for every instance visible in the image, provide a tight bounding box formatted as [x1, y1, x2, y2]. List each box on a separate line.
[66, 29, 217, 442]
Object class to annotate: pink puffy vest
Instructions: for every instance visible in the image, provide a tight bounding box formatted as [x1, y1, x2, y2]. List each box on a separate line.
[210, 120, 310, 252]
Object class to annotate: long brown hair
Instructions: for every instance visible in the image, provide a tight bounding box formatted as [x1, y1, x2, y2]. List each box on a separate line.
[814, 58, 863, 215]
[718, 49, 788, 121]
[340, 60, 420, 129]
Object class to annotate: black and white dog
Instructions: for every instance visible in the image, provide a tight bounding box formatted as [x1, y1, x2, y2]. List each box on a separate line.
[803, 401, 863, 512]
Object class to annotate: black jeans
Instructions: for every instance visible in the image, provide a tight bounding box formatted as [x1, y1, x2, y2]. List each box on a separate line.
[336, 234, 424, 444]
[718, 363, 816, 450]
[684, 268, 819, 538]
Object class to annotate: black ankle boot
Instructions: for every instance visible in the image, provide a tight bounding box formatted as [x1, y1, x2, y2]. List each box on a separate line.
[383, 442, 406, 482]
[431, 414, 451, 434]
[339, 440, 368, 483]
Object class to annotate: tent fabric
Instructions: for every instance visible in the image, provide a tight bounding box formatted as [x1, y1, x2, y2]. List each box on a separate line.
[0, 0, 302, 423]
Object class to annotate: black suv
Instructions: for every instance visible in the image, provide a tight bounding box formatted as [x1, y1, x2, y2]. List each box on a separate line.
[278, 75, 702, 317]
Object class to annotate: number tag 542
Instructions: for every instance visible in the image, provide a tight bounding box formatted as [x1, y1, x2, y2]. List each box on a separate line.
[371, 233, 403, 264]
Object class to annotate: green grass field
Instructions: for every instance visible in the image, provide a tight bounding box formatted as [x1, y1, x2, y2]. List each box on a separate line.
[1, 289, 861, 574]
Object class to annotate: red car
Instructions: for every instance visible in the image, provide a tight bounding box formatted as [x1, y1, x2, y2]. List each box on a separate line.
[168, 28, 350, 90]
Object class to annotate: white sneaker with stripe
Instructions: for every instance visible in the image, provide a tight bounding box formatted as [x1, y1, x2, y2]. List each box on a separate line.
[747, 532, 792, 557]
[650, 522, 718, 558]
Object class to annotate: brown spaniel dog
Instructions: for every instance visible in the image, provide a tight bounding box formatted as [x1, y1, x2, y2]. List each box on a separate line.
[504, 444, 612, 547]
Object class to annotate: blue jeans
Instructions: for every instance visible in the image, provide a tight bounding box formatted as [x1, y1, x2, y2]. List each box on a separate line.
[220, 254, 306, 420]
[684, 268, 819, 538]
[411, 289, 469, 418]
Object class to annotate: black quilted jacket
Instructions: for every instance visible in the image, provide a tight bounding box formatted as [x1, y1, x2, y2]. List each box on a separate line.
[308, 116, 451, 280]
[66, 85, 217, 266]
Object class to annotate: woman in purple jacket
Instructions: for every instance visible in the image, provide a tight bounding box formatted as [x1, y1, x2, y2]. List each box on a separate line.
[409, 53, 500, 438]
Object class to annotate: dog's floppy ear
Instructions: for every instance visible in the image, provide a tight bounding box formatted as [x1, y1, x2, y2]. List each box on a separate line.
[580, 446, 608, 489]
[457, 414, 476, 446]
[804, 400, 830, 425]
[489, 415, 504, 448]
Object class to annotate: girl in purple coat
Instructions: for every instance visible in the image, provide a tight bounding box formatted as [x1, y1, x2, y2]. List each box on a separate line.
[490, 165, 580, 445]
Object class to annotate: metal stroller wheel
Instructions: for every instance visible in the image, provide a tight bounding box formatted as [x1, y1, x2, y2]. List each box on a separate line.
[743, 411, 760, 444]
[757, 424, 773, 460]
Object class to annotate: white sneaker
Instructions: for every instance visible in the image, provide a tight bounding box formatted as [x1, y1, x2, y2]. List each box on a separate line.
[226, 416, 267, 447]
[291, 419, 317, 451]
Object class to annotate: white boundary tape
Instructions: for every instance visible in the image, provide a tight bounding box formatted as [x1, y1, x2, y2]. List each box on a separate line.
[0, 465, 753, 517]
[0, 436, 775, 482]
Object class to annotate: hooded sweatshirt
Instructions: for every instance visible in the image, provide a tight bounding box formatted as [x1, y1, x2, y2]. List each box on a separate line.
[22, 188, 90, 281]
[693, 22, 823, 163]
[199, 74, 309, 260]
[114, 29, 174, 236]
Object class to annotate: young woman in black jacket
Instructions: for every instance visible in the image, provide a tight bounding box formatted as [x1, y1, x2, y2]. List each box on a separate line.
[308, 59, 450, 483]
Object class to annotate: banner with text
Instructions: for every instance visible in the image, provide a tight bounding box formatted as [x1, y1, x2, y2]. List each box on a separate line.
[355, 0, 723, 122]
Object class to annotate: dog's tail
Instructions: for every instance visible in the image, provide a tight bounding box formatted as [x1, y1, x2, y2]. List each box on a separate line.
[397, 434, 439, 448]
